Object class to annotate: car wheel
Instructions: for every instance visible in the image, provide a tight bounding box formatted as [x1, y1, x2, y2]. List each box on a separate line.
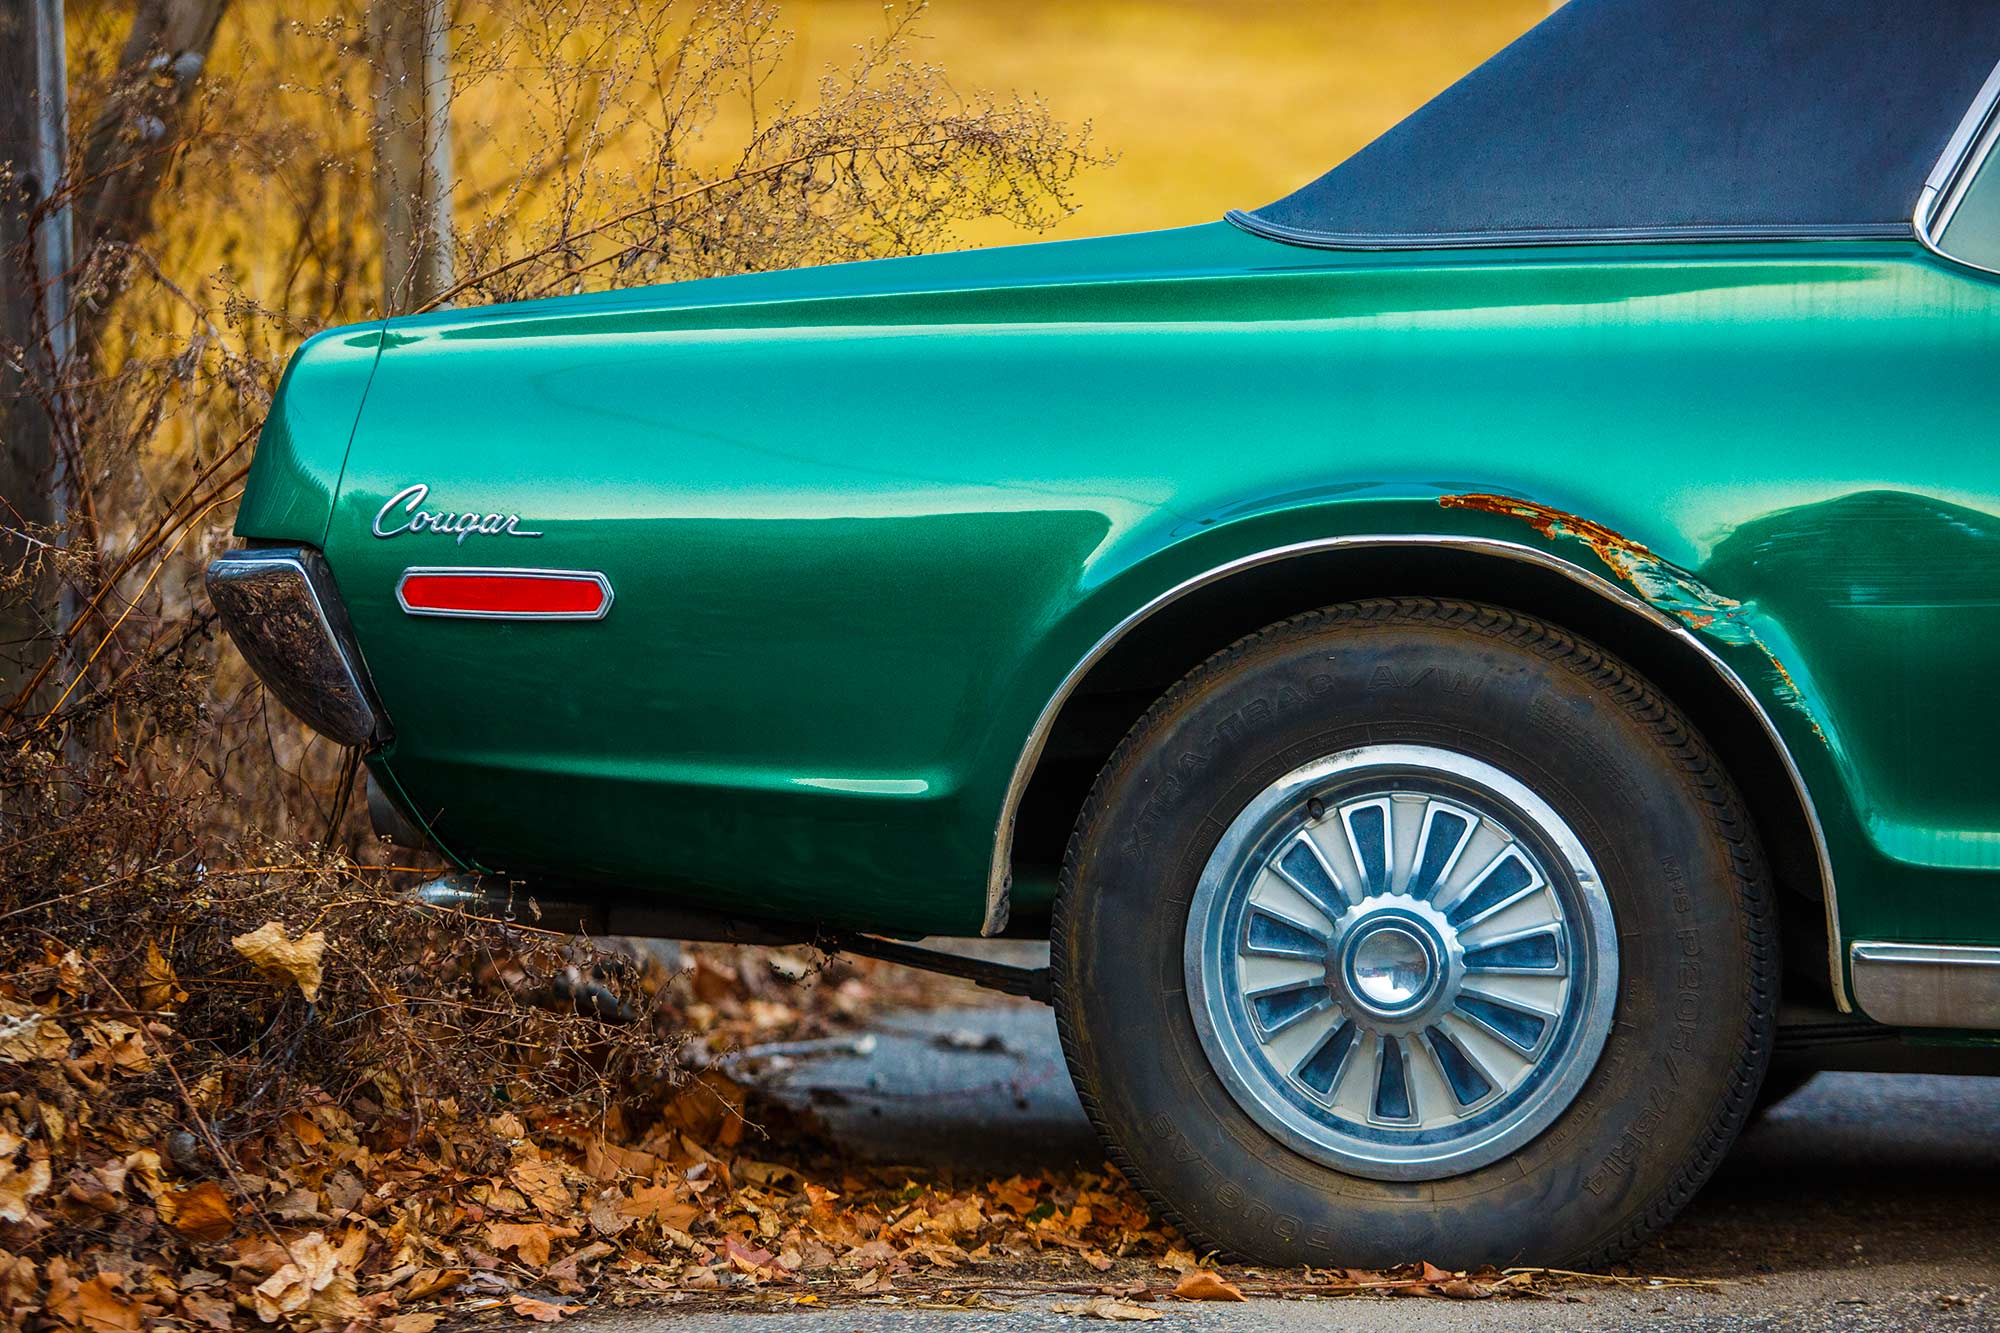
[1052, 598, 1777, 1268]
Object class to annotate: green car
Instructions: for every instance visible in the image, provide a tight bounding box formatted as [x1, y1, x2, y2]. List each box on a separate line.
[210, 0, 2000, 1269]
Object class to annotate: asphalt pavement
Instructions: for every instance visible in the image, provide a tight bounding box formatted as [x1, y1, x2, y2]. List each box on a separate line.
[582, 990, 2000, 1331]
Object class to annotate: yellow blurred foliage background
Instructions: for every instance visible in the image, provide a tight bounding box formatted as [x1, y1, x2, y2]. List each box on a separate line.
[783, 0, 1546, 245]
[70, 0, 1551, 317]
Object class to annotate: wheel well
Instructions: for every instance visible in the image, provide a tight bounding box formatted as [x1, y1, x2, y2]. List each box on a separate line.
[1008, 543, 1832, 1002]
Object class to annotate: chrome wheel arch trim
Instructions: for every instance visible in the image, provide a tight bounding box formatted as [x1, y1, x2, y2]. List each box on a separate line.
[986, 532, 1848, 1012]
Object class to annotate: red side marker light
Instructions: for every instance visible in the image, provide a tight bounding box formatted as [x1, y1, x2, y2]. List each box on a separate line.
[396, 568, 614, 621]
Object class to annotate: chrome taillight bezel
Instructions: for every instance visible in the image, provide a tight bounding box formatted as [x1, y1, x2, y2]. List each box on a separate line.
[204, 546, 390, 749]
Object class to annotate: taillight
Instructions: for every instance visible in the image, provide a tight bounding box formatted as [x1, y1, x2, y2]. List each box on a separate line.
[394, 568, 614, 621]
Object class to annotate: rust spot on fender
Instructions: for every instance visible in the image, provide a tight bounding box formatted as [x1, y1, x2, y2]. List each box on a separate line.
[1440, 493, 1822, 735]
[1439, 492, 1741, 630]
[1440, 493, 1664, 582]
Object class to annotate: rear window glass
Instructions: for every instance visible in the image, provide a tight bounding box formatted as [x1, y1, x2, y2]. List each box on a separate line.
[1941, 140, 2000, 271]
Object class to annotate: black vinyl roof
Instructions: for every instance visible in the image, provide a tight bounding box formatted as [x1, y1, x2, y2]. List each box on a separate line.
[1230, 0, 2000, 250]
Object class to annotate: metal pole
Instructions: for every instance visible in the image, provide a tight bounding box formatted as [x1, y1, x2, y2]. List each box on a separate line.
[374, 0, 454, 313]
[33, 0, 71, 376]
[0, 0, 73, 706]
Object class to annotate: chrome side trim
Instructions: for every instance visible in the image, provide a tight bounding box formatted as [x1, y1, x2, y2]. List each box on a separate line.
[984, 534, 1848, 1011]
[1850, 942, 2000, 1030]
[1913, 59, 2000, 277]
[1225, 211, 1909, 252]
[394, 567, 615, 621]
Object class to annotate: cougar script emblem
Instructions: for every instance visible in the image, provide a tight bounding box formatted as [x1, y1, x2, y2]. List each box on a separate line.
[372, 483, 543, 544]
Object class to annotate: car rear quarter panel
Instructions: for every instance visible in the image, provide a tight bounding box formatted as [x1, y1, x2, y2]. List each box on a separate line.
[323, 229, 2000, 949]
[236, 324, 385, 546]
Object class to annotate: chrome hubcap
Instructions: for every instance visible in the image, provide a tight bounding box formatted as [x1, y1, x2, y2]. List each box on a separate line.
[1184, 744, 1618, 1180]
[1347, 922, 1434, 1014]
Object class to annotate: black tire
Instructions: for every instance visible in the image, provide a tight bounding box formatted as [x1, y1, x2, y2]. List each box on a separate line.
[1052, 599, 1777, 1268]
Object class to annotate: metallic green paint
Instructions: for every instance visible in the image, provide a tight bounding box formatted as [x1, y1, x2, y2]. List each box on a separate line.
[233, 221, 2000, 963]
[236, 324, 385, 546]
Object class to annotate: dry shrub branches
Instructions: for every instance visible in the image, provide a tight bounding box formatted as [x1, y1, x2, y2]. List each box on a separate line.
[0, 711, 695, 1325]
[441, 0, 1100, 306]
[0, 0, 1108, 1325]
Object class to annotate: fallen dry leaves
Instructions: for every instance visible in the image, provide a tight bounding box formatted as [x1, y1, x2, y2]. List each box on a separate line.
[0, 928, 1185, 1328]
[506, 1295, 572, 1322]
[0, 922, 1722, 1330]
[229, 923, 326, 1003]
[160, 1180, 236, 1243]
[1171, 1268, 1246, 1301]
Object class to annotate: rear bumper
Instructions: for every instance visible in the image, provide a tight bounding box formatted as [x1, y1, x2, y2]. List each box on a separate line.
[205, 546, 391, 750]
